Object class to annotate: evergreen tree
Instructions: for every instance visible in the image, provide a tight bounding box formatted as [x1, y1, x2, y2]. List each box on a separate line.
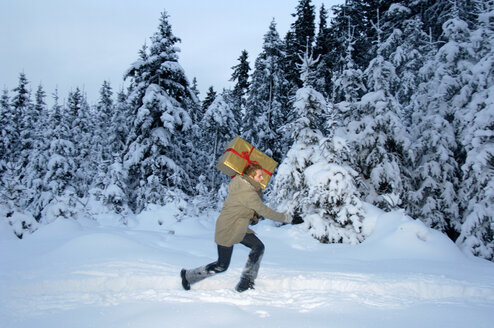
[39, 90, 78, 222]
[125, 43, 149, 109]
[110, 88, 131, 156]
[21, 84, 49, 216]
[24, 89, 60, 220]
[123, 10, 196, 212]
[332, 18, 366, 131]
[408, 14, 473, 237]
[99, 156, 130, 218]
[11, 73, 31, 115]
[202, 86, 217, 114]
[329, 0, 396, 72]
[455, 4, 494, 260]
[333, 18, 366, 105]
[0, 161, 38, 238]
[0, 88, 15, 167]
[12, 75, 47, 213]
[408, 109, 460, 233]
[88, 81, 115, 208]
[99, 89, 132, 214]
[190, 77, 200, 99]
[199, 92, 238, 191]
[244, 19, 288, 162]
[272, 49, 366, 244]
[284, 0, 316, 89]
[389, 9, 433, 113]
[313, 4, 333, 96]
[314, 3, 329, 63]
[94, 80, 114, 162]
[416, 0, 479, 43]
[318, 4, 350, 85]
[230, 49, 250, 128]
[348, 11, 410, 210]
[34, 84, 47, 114]
[65, 87, 93, 198]
[11, 73, 32, 165]
[0, 162, 24, 211]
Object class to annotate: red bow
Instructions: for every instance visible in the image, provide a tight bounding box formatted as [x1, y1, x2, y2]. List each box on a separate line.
[224, 146, 273, 177]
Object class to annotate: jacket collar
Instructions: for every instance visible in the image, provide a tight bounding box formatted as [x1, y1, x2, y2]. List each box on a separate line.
[241, 174, 262, 192]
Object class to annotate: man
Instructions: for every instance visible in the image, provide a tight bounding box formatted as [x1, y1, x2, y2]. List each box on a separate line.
[181, 163, 293, 292]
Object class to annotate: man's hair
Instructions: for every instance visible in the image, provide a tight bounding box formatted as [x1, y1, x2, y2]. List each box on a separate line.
[243, 163, 263, 178]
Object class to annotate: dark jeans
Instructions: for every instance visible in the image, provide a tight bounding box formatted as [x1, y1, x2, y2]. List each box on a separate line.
[185, 233, 265, 285]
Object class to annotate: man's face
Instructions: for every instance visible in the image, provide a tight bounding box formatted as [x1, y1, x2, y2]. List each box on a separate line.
[252, 169, 264, 183]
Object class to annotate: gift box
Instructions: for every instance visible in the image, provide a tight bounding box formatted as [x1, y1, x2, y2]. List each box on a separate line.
[216, 136, 278, 189]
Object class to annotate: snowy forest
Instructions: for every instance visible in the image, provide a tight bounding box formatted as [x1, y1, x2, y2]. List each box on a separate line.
[1, 0, 493, 262]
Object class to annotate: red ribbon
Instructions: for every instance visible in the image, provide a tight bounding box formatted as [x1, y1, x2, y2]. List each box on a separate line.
[224, 146, 273, 177]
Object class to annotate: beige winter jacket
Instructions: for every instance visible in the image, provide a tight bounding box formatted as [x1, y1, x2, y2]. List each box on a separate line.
[214, 175, 287, 247]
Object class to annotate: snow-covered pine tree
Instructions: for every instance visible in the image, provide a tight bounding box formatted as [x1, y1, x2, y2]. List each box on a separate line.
[408, 13, 475, 237]
[382, 4, 432, 113]
[419, 0, 478, 43]
[284, 0, 316, 90]
[99, 155, 130, 219]
[94, 80, 114, 160]
[96, 89, 132, 216]
[272, 48, 366, 244]
[88, 81, 116, 209]
[39, 90, 78, 222]
[332, 17, 366, 125]
[243, 19, 287, 162]
[347, 10, 410, 210]
[110, 88, 131, 157]
[34, 84, 47, 116]
[21, 84, 49, 217]
[11, 74, 45, 212]
[11, 72, 31, 113]
[11, 72, 32, 167]
[327, 0, 394, 74]
[230, 49, 250, 131]
[0, 88, 15, 172]
[190, 77, 200, 100]
[126, 43, 149, 110]
[0, 161, 24, 212]
[0, 161, 38, 238]
[65, 87, 93, 199]
[455, 3, 494, 260]
[123, 10, 196, 212]
[202, 86, 217, 114]
[407, 107, 460, 233]
[199, 92, 238, 192]
[313, 4, 334, 97]
[321, 3, 356, 77]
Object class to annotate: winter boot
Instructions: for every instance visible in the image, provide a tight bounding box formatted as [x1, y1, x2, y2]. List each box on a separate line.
[181, 263, 226, 290]
[180, 269, 190, 290]
[235, 278, 255, 292]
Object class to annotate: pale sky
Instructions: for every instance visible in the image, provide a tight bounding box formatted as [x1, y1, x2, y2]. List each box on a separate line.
[0, 0, 342, 105]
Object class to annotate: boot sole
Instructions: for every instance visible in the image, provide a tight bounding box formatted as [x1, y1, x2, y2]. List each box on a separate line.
[181, 269, 191, 290]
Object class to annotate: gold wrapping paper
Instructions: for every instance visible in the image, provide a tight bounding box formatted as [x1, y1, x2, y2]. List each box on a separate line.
[216, 136, 278, 189]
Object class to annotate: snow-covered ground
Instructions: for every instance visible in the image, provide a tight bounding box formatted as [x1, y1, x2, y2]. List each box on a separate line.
[1, 203, 493, 328]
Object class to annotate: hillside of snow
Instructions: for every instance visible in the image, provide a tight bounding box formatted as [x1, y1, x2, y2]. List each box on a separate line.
[1, 203, 493, 328]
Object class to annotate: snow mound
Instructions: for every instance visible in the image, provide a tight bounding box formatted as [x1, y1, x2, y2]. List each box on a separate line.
[0, 219, 18, 241]
[358, 206, 467, 261]
[28, 218, 83, 240]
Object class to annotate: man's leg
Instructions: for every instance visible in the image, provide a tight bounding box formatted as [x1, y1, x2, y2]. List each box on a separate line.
[182, 244, 233, 289]
[236, 233, 265, 292]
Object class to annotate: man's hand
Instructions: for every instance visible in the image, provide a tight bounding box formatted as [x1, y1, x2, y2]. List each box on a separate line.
[291, 213, 303, 225]
[250, 213, 260, 225]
